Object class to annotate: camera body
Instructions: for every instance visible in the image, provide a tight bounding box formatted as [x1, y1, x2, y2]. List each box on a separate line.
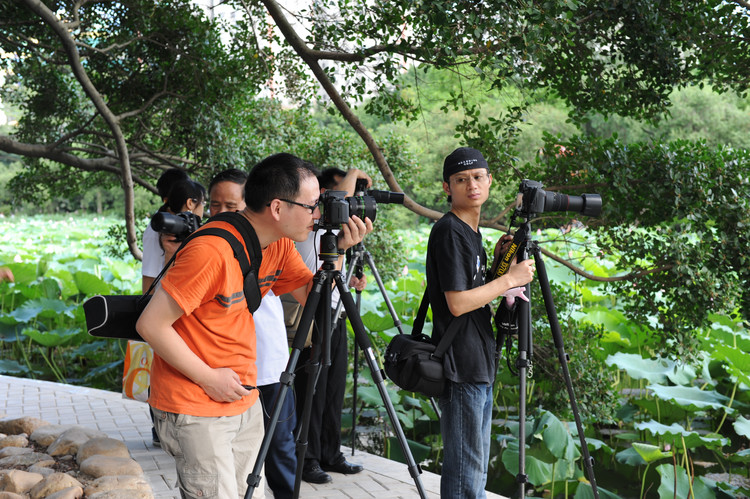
[517, 179, 602, 218]
[318, 180, 405, 230]
[150, 211, 202, 241]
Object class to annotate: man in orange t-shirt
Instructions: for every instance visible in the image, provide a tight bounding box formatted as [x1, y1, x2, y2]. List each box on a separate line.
[136, 153, 372, 499]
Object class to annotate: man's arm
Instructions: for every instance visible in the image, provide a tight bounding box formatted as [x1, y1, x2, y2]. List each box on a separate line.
[444, 258, 535, 317]
[135, 288, 251, 403]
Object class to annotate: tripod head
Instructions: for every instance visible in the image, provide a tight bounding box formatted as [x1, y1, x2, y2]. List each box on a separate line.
[314, 224, 341, 269]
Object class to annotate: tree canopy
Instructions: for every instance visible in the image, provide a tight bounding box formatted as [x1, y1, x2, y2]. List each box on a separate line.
[1, 0, 749, 353]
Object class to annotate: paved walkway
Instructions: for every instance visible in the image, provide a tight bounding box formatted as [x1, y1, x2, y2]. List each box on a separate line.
[0, 375, 507, 498]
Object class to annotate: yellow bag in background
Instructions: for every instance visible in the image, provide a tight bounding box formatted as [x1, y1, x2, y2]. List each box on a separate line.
[122, 340, 153, 402]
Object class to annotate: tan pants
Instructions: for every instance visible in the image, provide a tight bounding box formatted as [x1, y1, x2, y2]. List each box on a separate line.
[152, 403, 266, 499]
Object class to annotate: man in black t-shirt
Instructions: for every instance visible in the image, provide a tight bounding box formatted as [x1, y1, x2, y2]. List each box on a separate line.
[426, 147, 535, 499]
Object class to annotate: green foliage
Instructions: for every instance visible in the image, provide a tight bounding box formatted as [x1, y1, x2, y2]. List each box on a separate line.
[2, 214, 749, 498]
[522, 135, 750, 358]
[0, 215, 139, 390]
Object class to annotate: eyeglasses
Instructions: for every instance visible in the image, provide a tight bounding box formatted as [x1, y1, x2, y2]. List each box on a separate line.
[451, 173, 489, 185]
[269, 198, 320, 214]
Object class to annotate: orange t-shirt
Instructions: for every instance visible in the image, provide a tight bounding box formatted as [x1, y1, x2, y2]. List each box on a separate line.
[149, 220, 313, 417]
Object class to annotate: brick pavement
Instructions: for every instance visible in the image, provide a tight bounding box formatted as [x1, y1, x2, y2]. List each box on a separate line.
[0, 375, 507, 498]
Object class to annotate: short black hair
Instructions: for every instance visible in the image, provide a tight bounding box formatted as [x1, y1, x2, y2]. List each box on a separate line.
[156, 168, 190, 199]
[167, 179, 206, 213]
[318, 167, 347, 190]
[209, 168, 248, 197]
[245, 153, 319, 212]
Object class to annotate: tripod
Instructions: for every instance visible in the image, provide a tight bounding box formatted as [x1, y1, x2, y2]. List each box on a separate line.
[245, 229, 429, 499]
[509, 220, 600, 499]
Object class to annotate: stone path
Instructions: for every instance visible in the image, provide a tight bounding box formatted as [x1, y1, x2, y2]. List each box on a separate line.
[0, 375, 508, 498]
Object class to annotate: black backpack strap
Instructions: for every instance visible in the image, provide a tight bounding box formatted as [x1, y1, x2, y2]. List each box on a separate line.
[210, 212, 262, 278]
[206, 212, 263, 313]
[143, 214, 264, 314]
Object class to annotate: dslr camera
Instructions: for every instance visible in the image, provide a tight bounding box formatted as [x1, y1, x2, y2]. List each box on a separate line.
[318, 178, 405, 229]
[150, 211, 202, 241]
[516, 179, 602, 219]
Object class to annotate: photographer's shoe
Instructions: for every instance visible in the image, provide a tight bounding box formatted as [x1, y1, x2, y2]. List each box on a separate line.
[321, 458, 364, 475]
[151, 427, 161, 448]
[302, 463, 332, 484]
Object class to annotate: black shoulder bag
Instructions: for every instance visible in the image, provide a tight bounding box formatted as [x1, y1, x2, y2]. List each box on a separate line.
[383, 290, 462, 398]
[83, 212, 262, 341]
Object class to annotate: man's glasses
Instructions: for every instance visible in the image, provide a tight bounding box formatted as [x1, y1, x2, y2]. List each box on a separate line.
[451, 173, 489, 185]
[269, 198, 320, 214]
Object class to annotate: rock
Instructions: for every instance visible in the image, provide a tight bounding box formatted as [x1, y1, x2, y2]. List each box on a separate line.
[0, 491, 26, 499]
[0, 469, 44, 493]
[0, 452, 54, 467]
[0, 435, 28, 450]
[0, 447, 32, 459]
[28, 472, 82, 499]
[0, 417, 48, 436]
[47, 427, 107, 457]
[84, 475, 152, 496]
[89, 490, 154, 499]
[79, 456, 143, 478]
[29, 424, 77, 447]
[76, 438, 130, 464]
[45, 485, 84, 499]
[27, 463, 55, 477]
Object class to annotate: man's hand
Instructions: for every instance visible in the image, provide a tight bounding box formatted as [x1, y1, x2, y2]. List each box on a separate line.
[337, 215, 372, 251]
[159, 233, 182, 264]
[350, 274, 367, 291]
[339, 168, 372, 196]
[197, 367, 253, 403]
[507, 258, 535, 289]
[494, 234, 513, 260]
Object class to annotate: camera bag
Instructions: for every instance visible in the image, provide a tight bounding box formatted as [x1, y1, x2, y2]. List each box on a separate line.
[383, 290, 462, 398]
[83, 212, 262, 341]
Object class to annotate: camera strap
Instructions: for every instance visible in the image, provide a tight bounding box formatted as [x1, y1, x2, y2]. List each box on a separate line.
[492, 223, 529, 279]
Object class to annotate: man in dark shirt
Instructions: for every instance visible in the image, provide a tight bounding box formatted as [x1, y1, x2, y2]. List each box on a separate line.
[426, 147, 535, 498]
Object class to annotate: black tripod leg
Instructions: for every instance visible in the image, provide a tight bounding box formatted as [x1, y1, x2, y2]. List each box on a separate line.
[352, 289, 360, 455]
[334, 272, 430, 499]
[531, 245, 600, 498]
[515, 288, 531, 498]
[244, 272, 326, 499]
[292, 280, 332, 498]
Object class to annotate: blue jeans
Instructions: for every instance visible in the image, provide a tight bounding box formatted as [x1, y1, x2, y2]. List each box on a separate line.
[259, 383, 297, 499]
[439, 380, 493, 499]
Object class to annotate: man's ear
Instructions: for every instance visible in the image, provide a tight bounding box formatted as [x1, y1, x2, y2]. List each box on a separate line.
[267, 199, 283, 221]
[442, 181, 451, 195]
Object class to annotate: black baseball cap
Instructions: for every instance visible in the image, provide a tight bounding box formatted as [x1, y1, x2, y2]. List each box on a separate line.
[443, 147, 489, 182]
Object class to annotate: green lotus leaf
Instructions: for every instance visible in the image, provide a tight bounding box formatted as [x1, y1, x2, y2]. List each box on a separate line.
[631, 442, 672, 464]
[711, 344, 750, 387]
[615, 446, 646, 466]
[647, 384, 732, 413]
[734, 416, 750, 439]
[73, 271, 111, 296]
[656, 464, 715, 499]
[635, 420, 728, 449]
[606, 353, 673, 384]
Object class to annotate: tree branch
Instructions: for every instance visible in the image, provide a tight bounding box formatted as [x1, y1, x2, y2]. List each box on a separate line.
[539, 246, 673, 282]
[21, 0, 141, 260]
[0, 136, 155, 192]
[260, 0, 444, 221]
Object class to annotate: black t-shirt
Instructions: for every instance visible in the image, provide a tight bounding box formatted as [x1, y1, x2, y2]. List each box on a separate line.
[426, 212, 496, 384]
